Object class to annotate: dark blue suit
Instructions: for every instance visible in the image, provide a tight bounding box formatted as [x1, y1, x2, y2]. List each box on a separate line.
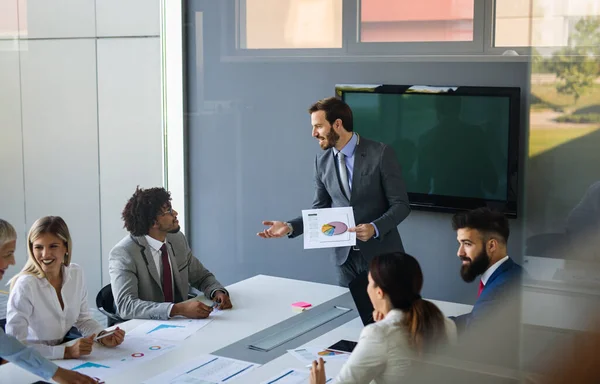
[453, 257, 523, 334]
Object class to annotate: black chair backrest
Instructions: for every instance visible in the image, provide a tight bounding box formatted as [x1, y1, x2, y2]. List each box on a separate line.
[96, 284, 116, 314]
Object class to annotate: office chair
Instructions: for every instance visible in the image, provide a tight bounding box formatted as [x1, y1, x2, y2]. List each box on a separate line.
[96, 284, 125, 327]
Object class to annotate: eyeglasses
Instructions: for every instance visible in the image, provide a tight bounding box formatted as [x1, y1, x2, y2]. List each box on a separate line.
[159, 207, 175, 216]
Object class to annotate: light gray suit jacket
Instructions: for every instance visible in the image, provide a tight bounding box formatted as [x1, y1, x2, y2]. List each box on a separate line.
[108, 232, 225, 320]
[289, 136, 411, 266]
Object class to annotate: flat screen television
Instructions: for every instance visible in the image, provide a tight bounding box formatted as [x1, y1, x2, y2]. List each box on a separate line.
[336, 84, 521, 217]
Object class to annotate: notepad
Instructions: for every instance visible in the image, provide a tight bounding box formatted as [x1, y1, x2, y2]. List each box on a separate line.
[292, 302, 312, 313]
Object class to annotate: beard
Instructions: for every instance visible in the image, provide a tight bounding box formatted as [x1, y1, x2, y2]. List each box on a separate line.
[318, 128, 340, 150]
[460, 248, 490, 282]
[168, 225, 181, 234]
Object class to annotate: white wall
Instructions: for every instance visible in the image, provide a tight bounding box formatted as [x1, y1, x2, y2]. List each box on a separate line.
[0, 0, 163, 298]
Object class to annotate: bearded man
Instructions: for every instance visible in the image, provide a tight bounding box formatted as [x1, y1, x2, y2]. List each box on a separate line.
[450, 207, 523, 334]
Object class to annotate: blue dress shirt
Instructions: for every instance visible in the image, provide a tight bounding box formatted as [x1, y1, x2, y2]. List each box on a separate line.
[0, 328, 58, 380]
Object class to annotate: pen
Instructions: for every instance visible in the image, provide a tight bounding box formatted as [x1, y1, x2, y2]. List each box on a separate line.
[94, 330, 117, 341]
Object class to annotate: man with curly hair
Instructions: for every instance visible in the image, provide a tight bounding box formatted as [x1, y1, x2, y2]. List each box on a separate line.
[109, 187, 231, 320]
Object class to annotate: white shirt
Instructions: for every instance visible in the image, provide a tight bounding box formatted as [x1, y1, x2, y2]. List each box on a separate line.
[481, 255, 509, 286]
[144, 235, 175, 282]
[335, 309, 457, 384]
[144, 235, 175, 316]
[6, 263, 105, 360]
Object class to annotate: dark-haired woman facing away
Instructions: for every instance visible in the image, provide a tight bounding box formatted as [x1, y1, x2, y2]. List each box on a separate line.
[311, 252, 457, 384]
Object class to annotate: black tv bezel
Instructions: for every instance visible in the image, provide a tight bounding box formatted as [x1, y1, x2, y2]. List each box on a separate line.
[336, 84, 521, 218]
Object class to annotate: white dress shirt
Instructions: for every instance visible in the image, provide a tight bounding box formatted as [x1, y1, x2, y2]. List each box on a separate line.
[335, 309, 457, 384]
[144, 235, 175, 283]
[6, 263, 105, 360]
[481, 255, 509, 286]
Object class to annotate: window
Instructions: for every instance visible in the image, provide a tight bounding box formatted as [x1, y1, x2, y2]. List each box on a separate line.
[494, 0, 600, 47]
[241, 0, 342, 49]
[360, 0, 475, 43]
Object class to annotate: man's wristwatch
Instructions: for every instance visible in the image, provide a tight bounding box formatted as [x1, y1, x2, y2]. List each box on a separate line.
[286, 222, 294, 236]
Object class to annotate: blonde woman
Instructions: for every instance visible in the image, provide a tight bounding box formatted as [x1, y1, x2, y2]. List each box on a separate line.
[0, 218, 96, 383]
[6, 216, 125, 360]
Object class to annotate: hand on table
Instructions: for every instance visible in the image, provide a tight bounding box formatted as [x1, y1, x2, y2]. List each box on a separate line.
[171, 300, 213, 319]
[213, 291, 232, 310]
[53, 367, 99, 384]
[64, 334, 95, 359]
[257, 221, 290, 238]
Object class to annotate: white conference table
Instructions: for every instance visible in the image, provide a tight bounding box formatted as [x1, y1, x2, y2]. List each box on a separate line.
[0, 275, 474, 384]
[2, 275, 347, 384]
[233, 299, 473, 384]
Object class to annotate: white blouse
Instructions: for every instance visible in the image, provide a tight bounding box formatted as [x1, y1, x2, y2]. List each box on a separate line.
[335, 309, 458, 384]
[6, 263, 105, 360]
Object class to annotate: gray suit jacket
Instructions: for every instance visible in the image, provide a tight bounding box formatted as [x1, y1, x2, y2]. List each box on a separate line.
[108, 232, 225, 320]
[289, 136, 411, 265]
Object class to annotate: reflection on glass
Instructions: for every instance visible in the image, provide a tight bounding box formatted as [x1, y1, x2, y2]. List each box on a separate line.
[495, 0, 600, 47]
[244, 0, 342, 49]
[360, 0, 474, 42]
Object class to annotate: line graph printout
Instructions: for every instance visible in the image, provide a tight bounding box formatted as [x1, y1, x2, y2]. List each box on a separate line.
[260, 369, 334, 384]
[56, 336, 176, 380]
[143, 355, 259, 384]
[127, 317, 214, 341]
[302, 207, 356, 249]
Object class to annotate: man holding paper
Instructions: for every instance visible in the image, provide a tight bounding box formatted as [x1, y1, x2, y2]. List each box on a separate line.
[259, 97, 411, 286]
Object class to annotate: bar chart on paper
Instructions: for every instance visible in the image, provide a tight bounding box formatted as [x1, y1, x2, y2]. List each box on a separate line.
[143, 355, 259, 384]
[57, 337, 176, 380]
[127, 318, 214, 341]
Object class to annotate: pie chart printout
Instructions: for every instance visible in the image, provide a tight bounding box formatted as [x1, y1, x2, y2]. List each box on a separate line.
[321, 221, 348, 236]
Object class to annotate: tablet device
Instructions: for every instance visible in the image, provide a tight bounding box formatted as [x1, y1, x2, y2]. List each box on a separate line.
[328, 339, 357, 353]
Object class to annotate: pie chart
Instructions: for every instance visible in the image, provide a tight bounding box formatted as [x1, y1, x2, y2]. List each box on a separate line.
[321, 221, 348, 236]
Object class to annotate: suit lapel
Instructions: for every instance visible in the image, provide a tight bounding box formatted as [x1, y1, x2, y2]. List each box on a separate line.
[166, 240, 187, 301]
[350, 135, 367, 204]
[133, 235, 162, 289]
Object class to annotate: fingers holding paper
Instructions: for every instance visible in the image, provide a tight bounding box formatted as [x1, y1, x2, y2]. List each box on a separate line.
[97, 327, 125, 347]
[348, 223, 375, 242]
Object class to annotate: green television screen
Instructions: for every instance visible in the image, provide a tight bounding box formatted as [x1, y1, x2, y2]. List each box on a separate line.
[338, 85, 520, 216]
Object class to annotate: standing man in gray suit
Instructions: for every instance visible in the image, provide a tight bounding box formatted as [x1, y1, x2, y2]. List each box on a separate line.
[258, 97, 411, 287]
[109, 187, 232, 320]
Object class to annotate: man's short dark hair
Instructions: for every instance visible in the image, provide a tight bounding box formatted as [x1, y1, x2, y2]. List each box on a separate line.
[308, 97, 353, 132]
[122, 186, 171, 236]
[451, 207, 510, 243]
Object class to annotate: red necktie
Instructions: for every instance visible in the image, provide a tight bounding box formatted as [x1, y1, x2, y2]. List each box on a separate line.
[160, 244, 174, 302]
[477, 280, 485, 298]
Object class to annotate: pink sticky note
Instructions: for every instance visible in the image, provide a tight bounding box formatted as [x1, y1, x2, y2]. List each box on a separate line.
[292, 301, 312, 308]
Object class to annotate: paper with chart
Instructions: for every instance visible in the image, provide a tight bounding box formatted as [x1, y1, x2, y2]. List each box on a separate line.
[127, 317, 214, 341]
[261, 368, 334, 384]
[302, 207, 356, 249]
[287, 346, 350, 364]
[56, 336, 177, 381]
[142, 355, 259, 384]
